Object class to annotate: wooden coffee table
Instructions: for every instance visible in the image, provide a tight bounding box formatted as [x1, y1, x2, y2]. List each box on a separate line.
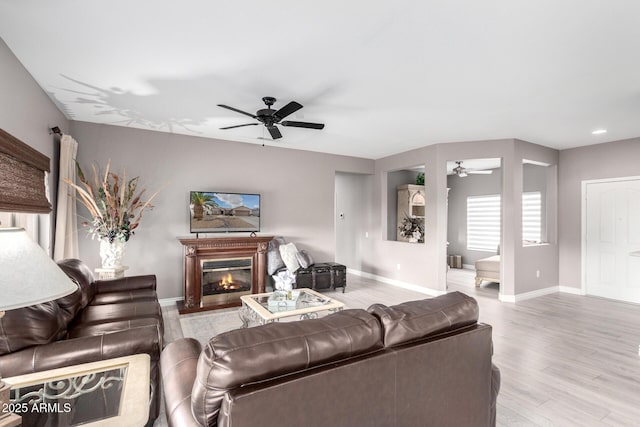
[239, 288, 345, 327]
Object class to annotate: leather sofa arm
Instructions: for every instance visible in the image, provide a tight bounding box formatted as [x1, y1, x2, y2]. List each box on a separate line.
[95, 274, 157, 293]
[490, 363, 501, 426]
[0, 325, 162, 377]
[160, 338, 202, 427]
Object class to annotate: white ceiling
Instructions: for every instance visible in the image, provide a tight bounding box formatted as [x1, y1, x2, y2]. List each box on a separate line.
[2, 1, 640, 159]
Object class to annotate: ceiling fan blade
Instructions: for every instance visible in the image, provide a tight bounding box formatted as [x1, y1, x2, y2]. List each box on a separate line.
[267, 125, 282, 139]
[217, 104, 257, 119]
[219, 123, 259, 130]
[274, 101, 303, 120]
[468, 170, 493, 174]
[281, 120, 325, 130]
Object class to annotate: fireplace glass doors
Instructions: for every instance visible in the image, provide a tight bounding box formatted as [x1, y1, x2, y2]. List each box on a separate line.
[201, 257, 252, 305]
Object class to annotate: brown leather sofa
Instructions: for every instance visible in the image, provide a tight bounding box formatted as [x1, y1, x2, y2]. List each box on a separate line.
[161, 291, 501, 427]
[0, 258, 164, 426]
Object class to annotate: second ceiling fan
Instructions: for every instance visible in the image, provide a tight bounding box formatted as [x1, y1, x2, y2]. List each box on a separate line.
[452, 161, 493, 177]
[217, 96, 325, 140]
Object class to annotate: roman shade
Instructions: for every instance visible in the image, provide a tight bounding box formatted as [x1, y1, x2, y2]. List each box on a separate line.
[0, 128, 51, 213]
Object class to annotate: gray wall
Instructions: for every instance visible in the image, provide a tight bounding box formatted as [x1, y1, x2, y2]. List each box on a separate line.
[363, 138, 559, 299]
[446, 167, 502, 265]
[558, 137, 640, 290]
[69, 121, 373, 299]
[335, 172, 372, 270]
[0, 37, 69, 250]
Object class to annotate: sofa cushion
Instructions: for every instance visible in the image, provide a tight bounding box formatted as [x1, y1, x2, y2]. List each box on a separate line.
[191, 309, 383, 427]
[73, 301, 162, 328]
[66, 318, 161, 339]
[0, 302, 65, 355]
[91, 289, 158, 305]
[367, 292, 478, 347]
[475, 255, 500, 273]
[57, 259, 96, 308]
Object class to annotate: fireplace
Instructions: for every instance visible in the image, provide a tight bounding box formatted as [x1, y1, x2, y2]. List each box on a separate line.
[178, 236, 272, 314]
[201, 257, 252, 305]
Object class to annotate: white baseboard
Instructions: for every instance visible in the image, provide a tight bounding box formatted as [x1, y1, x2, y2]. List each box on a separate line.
[559, 286, 585, 295]
[347, 268, 446, 297]
[159, 296, 183, 306]
[500, 286, 562, 303]
[501, 286, 586, 303]
[158, 275, 586, 307]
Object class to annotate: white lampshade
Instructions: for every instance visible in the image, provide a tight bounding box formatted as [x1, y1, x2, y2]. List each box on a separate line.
[0, 228, 77, 311]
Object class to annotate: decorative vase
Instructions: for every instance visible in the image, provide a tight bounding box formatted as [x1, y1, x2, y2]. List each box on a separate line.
[99, 239, 126, 268]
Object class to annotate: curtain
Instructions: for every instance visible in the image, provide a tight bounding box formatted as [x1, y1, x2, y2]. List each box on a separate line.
[53, 134, 79, 260]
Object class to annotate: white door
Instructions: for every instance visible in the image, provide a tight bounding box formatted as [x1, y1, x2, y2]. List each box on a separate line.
[585, 178, 640, 303]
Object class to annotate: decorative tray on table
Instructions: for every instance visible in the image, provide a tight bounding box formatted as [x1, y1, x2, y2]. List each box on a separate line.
[267, 290, 300, 310]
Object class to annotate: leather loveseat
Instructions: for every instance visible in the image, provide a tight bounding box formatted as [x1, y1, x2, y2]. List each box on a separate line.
[0, 258, 164, 425]
[161, 291, 501, 427]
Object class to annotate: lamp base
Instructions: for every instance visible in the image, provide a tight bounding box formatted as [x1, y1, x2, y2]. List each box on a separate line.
[0, 379, 9, 417]
[0, 380, 21, 426]
[0, 413, 21, 427]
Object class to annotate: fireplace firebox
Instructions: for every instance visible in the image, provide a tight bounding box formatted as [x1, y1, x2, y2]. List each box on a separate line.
[201, 257, 252, 305]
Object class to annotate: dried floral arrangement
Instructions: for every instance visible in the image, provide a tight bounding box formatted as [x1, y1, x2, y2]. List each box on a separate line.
[65, 161, 159, 243]
[398, 214, 425, 243]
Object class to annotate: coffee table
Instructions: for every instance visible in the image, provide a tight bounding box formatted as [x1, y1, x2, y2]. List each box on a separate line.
[239, 288, 345, 327]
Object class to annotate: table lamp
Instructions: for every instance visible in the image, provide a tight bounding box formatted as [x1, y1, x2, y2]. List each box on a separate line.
[0, 228, 78, 423]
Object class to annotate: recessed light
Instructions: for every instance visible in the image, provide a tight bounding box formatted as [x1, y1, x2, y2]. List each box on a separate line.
[592, 129, 607, 135]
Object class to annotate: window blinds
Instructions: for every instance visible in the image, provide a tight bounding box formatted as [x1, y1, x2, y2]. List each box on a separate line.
[0, 128, 51, 213]
[467, 194, 501, 252]
[522, 191, 542, 242]
[466, 192, 542, 251]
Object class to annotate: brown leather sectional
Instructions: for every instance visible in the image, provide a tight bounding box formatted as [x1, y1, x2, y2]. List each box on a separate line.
[0, 258, 163, 425]
[161, 291, 501, 427]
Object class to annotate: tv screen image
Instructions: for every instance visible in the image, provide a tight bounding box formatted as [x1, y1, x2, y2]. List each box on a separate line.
[190, 191, 260, 233]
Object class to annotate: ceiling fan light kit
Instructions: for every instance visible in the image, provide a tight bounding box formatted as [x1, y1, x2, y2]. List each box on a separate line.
[218, 97, 325, 140]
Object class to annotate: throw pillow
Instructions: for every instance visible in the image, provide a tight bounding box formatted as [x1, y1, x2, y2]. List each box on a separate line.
[267, 237, 286, 275]
[296, 250, 314, 269]
[279, 242, 300, 273]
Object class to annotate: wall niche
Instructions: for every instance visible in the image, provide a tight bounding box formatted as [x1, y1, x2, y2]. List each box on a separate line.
[387, 166, 425, 243]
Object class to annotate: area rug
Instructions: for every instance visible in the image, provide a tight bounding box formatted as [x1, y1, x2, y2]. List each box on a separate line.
[179, 307, 244, 345]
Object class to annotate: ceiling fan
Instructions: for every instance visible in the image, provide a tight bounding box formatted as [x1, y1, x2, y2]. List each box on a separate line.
[217, 96, 325, 140]
[452, 161, 493, 177]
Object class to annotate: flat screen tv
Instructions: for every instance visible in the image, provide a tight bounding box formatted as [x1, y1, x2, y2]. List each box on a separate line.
[190, 191, 260, 233]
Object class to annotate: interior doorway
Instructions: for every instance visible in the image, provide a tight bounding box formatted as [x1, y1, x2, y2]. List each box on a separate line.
[334, 172, 372, 271]
[583, 177, 640, 303]
[445, 158, 502, 293]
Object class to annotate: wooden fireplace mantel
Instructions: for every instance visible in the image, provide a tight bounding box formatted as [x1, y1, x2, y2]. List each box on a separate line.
[177, 235, 273, 314]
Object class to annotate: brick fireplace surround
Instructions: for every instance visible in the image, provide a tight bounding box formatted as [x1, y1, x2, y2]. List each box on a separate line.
[177, 236, 272, 314]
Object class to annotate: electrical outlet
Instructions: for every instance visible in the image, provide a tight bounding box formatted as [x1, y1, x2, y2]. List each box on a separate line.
[396, 263, 401, 270]
[536, 270, 540, 278]
[365, 231, 369, 238]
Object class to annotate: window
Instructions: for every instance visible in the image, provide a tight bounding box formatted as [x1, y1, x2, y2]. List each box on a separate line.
[466, 192, 542, 252]
[467, 194, 501, 252]
[522, 191, 542, 243]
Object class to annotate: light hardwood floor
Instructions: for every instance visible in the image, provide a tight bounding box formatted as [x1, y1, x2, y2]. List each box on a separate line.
[157, 271, 640, 426]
